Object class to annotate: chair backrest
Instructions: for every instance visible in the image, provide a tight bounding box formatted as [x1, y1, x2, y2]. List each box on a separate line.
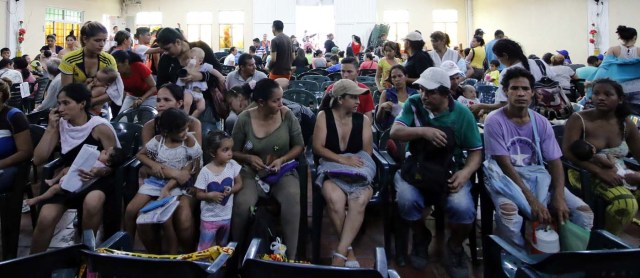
[27, 109, 50, 125]
[290, 80, 320, 92]
[327, 72, 342, 81]
[83, 250, 216, 278]
[29, 124, 46, 147]
[0, 244, 87, 277]
[356, 76, 375, 83]
[221, 65, 236, 76]
[111, 122, 143, 158]
[373, 90, 381, 105]
[297, 71, 321, 80]
[476, 85, 498, 104]
[113, 105, 157, 125]
[552, 124, 564, 147]
[359, 69, 376, 77]
[283, 89, 318, 110]
[568, 64, 585, 71]
[362, 82, 376, 93]
[214, 51, 228, 61]
[461, 78, 478, 86]
[33, 78, 51, 103]
[7, 84, 23, 110]
[302, 75, 331, 84]
[308, 68, 329, 76]
[321, 81, 335, 92]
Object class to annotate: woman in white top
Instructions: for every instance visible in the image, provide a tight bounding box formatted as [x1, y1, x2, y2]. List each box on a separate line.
[605, 25, 640, 114]
[550, 54, 578, 94]
[428, 31, 472, 76]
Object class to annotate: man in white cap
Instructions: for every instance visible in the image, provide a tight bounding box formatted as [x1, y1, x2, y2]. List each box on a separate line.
[403, 31, 435, 86]
[390, 67, 482, 276]
[440, 60, 466, 99]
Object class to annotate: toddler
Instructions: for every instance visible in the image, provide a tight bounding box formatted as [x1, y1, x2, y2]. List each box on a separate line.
[570, 139, 640, 190]
[124, 107, 202, 254]
[194, 131, 242, 250]
[86, 67, 118, 115]
[484, 60, 500, 86]
[176, 47, 210, 118]
[224, 85, 251, 135]
[456, 85, 480, 107]
[26, 147, 126, 206]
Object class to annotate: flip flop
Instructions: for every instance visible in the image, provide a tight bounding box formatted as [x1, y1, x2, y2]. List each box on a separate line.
[345, 246, 360, 268]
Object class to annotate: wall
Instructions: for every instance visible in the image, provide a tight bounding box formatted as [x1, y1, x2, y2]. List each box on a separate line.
[376, 0, 469, 49]
[19, 0, 121, 57]
[473, 0, 589, 64]
[0, 0, 7, 49]
[122, 0, 254, 52]
[608, 1, 640, 49]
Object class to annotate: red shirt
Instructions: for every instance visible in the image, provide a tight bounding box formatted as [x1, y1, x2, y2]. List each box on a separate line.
[325, 81, 374, 114]
[122, 62, 152, 98]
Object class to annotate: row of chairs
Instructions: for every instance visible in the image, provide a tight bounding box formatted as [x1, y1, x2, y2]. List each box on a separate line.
[7, 77, 51, 113]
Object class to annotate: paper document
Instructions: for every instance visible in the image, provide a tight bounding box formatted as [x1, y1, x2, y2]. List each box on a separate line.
[60, 144, 100, 192]
[137, 196, 179, 224]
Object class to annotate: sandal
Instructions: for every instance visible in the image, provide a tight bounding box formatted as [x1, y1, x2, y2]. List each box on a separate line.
[332, 251, 348, 267]
[345, 247, 360, 268]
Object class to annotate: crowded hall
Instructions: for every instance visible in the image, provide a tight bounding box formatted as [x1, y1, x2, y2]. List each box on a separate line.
[2, 0, 640, 277]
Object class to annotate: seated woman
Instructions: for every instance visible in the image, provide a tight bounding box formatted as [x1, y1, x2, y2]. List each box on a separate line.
[312, 79, 374, 267]
[231, 78, 304, 259]
[31, 83, 120, 254]
[375, 65, 418, 130]
[0, 78, 32, 193]
[563, 78, 640, 235]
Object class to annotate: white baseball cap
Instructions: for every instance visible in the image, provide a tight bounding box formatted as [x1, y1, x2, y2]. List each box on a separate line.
[413, 67, 451, 90]
[440, 60, 464, 77]
[403, 31, 423, 42]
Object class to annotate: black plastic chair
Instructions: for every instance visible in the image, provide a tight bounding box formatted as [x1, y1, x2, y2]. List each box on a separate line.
[283, 89, 319, 112]
[221, 65, 236, 76]
[359, 69, 377, 77]
[214, 51, 228, 61]
[26, 108, 50, 125]
[111, 122, 143, 158]
[112, 105, 158, 125]
[328, 72, 342, 81]
[485, 230, 640, 277]
[476, 84, 498, 104]
[290, 80, 320, 92]
[362, 82, 377, 93]
[297, 71, 321, 80]
[302, 75, 331, 86]
[356, 76, 375, 83]
[7, 84, 24, 111]
[0, 244, 88, 276]
[321, 81, 335, 92]
[308, 68, 329, 76]
[373, 90, 381, 105]
[568, 64, 585, 71]
[0, 159, 30, 260]
[82, 231, 235, 278]
[461, 78, 478, 86]
[242, 238, 397, 278]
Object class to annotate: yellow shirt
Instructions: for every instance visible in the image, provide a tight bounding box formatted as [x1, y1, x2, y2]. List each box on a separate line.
[59, 48, 117, 84]
[488, 70, 500, 86]
[470, 46, 486, 69]
[378, 57, 402, 88]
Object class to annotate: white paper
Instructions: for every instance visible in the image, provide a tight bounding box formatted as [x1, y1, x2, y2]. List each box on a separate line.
[60, 144, 100, 192]
[136, 196, 179, 224]
[20, 82, 30, 98]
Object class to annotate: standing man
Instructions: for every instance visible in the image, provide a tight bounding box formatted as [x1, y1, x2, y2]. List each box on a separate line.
[225, 53, 267, 90]
[324, 33, 337, 54]
[254, 38, 267, 60]
[325, 57, 375, 121]
[484, 30, 505, 71]
[391, 67, 481, 276]
[268, 20, 294, 80]
[261, 34, 271, 56]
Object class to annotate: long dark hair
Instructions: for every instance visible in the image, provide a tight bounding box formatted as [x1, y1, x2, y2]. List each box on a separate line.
[59, 83, 92, 114]
[155, 107, 190, 137]
[492, 39, 529, 71]
[111, 50, 143, 64]
[592, 79, 632, 129]
[252, 79, 281, 103]
[616, 25, 638, 42]
[80, 21, 108, 47]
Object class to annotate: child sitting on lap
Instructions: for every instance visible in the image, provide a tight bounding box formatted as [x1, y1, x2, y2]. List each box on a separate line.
[176, 47, 211, 118]
[456, 85, 480, 108]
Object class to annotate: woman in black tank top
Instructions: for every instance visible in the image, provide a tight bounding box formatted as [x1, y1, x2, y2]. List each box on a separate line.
[312, 79, 374, 267]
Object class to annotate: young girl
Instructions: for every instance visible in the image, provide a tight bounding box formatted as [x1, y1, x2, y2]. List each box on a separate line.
[375, 41, 402, 91]
[124, 107, 202, 254]
[194, 131, 242, 250]
[224, 85, 251, 135]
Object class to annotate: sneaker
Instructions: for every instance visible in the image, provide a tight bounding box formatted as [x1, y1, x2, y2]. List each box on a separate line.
[443, 242, 470, 278]
[409, 229, 432, 270]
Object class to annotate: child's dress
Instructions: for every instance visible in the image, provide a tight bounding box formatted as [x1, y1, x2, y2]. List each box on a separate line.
[138, 135, 202, 197]
[194, 159, 241, 250]
[176, 62, 214, 101]
[456, 96, 480, 107]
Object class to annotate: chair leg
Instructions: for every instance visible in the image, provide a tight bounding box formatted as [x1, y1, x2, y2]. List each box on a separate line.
[311, 185, 324, 264]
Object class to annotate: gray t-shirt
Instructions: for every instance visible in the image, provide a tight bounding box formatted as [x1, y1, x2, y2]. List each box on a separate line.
[270, 33, 294, 75]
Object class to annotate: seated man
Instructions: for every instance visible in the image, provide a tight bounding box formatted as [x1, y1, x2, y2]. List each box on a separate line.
[225, 53, 267, 90]
[391, 67, 482, 277]
[483, 67, 593, 249]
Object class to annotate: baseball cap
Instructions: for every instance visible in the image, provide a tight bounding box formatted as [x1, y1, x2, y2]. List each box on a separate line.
[440, 60, 464, 77]
[331, 79, 369, 97]
[597, 54, 604, 60]
[331, 46, 339, 53]
[413, 67, 451, 90]
[403, 31, 423, 42]
[556, 50, 570, 57]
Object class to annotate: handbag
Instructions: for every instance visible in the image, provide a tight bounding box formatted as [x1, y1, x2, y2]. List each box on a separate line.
[532, 60, 574, 120]
[400, 98, 456, 206]
[483, 109, 551, 219]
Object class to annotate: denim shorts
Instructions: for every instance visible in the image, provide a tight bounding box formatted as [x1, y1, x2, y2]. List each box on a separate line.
[394, 171, 476, 224]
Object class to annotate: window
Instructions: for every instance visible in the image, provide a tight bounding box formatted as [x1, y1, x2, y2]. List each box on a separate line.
[44, 8, 84, 47]
[432, 9, 458, 47]
[219, 11, 244, 50]
[383, 10, 409, 47]
[135, 12, 162, 30]
[186, 12, 213, 47]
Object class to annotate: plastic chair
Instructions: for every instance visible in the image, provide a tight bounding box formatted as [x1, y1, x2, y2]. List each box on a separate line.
[24, 78, 50, 112]
[0, 159, 30, 260]
[297, 71, 321, 80]
[221, 65, 236, 76]
[7, 84, 24, 111]
[242, 238, 394, 278]
[112, 105, 158, 125]
[82, 231, 235, 278]
[111, 122, 143, 158]
[476, 84, 498, 104]
[359, 69, 377, 77]
[485, 230, 640, 277]
[461, 78, 478, 86]
[290, 80, 320, 92]
[356, 76, 375, 83]
[308, 68, 329, 76]
[373, 90, 381, 105]
[0, 244, 88, 276]
[568, 64, 585, 71]
[362, 82, 377, 93]
[328, 72, 342, 81]
[302, 75, 331, 86]
[283, 89, 319, 111]
[321, 81, 335, 92]
[214, 51, 228, 61]
[26, 109, 50, 125]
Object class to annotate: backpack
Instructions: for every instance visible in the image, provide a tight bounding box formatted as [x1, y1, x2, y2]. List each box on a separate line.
[399, 98, 456, 206]
[532, 60, 573, 120]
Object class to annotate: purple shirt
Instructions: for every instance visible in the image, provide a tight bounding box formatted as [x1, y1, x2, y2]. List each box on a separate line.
[484, 108, 561, 166]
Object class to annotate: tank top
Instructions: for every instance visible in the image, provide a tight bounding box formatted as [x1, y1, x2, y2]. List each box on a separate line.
[619, 45, 639, 60]
[470, 46, 486, 69]
[324, 109, 363, 154]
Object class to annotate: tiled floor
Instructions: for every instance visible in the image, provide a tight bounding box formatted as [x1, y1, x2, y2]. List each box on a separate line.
[9, 181, 640, 278]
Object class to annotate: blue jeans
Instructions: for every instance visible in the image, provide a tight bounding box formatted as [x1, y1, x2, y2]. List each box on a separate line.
[394, 171, 476, 224]
[0, 166, 19, 193]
